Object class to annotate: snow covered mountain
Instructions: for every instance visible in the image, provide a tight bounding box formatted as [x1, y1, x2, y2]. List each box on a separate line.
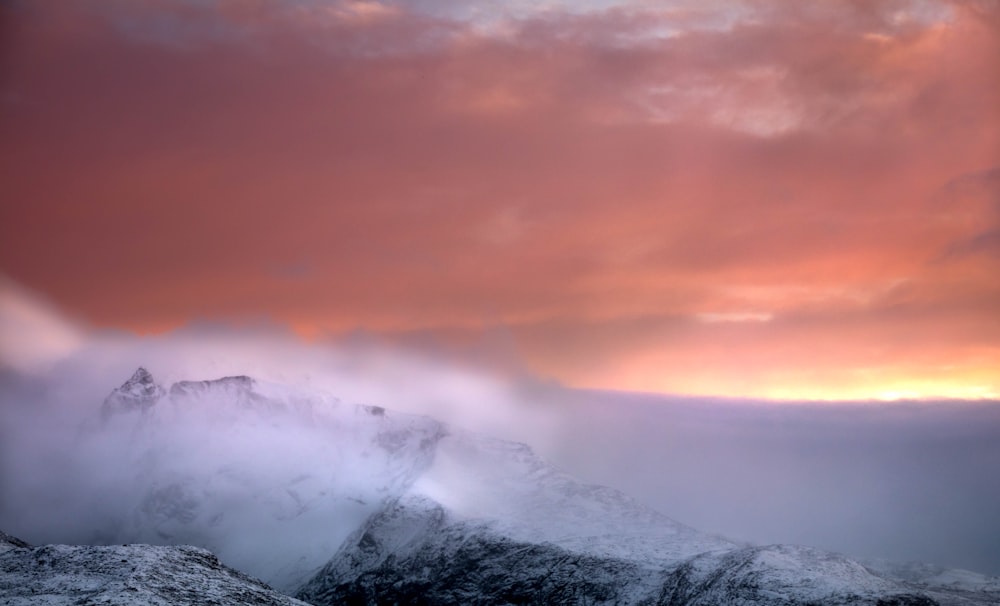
[83, 367, 446, 592]
[6, 369, 999, 605]
[296, 431, 990, 606]
[0, 531, 310, 606]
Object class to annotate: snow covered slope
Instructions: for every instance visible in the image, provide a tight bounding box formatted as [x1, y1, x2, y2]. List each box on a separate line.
[297, 428, 738, 605]
[0, 531, 310, 606]
[862, 559, 1000, 606]
[296, 433, 979, 605]
[409, 429, 733, 562]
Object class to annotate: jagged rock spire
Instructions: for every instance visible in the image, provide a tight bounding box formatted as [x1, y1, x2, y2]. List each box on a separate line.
[122, 366, 157, 392]
[130, 366, 154, 383]
[101, 366, 165, 420]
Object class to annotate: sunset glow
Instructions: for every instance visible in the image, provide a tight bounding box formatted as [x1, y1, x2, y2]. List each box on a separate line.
[1, 0, 997, 400]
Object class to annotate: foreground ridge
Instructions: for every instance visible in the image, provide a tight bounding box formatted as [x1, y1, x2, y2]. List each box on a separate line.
[0, 530, 310, 606]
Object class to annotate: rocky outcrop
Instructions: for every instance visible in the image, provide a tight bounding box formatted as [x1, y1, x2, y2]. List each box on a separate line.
[100, 367, 165, 419]
[0, 531, 311, 606]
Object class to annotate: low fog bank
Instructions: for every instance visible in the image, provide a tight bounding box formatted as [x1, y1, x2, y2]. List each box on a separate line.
[533, 390, 1000, 576]
[1, 279, 998, 578]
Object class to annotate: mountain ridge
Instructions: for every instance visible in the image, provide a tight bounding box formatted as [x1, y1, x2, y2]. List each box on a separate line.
[5, 368, 999, 605]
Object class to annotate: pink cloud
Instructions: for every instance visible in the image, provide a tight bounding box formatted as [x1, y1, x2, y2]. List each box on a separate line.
[1, 0, 996, 397]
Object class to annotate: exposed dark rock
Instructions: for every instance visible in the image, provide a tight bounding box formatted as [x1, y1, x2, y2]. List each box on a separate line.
[101, 367, 165, 419]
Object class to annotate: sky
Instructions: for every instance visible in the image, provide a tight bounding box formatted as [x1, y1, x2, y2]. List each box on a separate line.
[0, 0, 998, 400]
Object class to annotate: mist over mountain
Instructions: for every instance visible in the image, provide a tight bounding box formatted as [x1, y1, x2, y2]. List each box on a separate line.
[537, 389, 1000, 577]
[3, 368, 999, 605]
[1, 319, 999, 581]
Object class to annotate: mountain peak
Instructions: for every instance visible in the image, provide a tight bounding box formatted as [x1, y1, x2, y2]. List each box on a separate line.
[127, 366, 155, 387]
[101, 366, 165, 419]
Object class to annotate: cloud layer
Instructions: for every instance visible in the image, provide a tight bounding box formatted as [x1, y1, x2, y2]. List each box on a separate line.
[0, 2, 998, 393]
